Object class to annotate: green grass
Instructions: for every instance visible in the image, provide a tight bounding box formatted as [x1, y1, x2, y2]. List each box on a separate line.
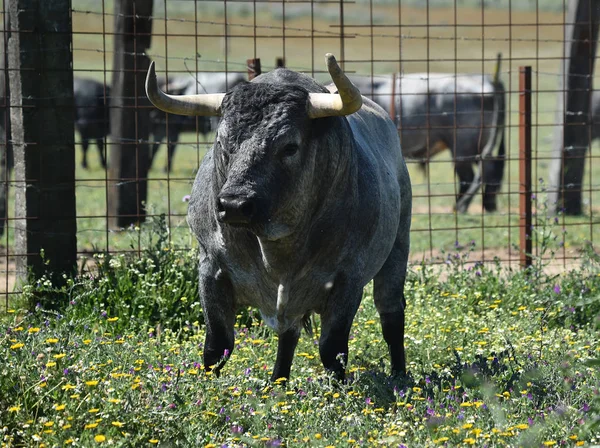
[1, 219, 599, 446]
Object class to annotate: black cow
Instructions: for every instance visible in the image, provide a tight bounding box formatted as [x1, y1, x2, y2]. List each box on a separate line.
[146, 54, 412, 381]
[73, 77, 110, 169]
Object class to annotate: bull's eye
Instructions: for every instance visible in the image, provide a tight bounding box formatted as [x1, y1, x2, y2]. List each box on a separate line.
[281, 143, 299, 158]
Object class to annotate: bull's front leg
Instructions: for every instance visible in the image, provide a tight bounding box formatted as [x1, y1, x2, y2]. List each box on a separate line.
[271, 326, 301, 382]
[199, 260, 236, 375]
[318, 274, 362, 381]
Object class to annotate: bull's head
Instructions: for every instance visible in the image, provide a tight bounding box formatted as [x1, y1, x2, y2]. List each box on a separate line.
[146, 54, 362, 240]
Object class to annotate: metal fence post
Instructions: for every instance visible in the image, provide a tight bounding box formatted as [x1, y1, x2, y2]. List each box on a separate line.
[519, 66, 532, 269]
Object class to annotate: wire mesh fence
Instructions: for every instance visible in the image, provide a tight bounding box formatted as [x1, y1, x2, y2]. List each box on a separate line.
[1, 0, 599, 310]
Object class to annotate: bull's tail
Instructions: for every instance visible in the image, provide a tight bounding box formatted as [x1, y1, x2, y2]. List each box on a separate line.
[455, 52, 505, 213]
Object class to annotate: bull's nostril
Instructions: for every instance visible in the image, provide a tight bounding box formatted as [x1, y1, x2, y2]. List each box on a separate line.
[240, 201, 255, 218]
[217, 195, 256, 225]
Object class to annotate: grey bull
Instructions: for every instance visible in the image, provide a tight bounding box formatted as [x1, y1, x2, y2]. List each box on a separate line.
[356, 60, 506, 213]
[146, 54, 412, 381]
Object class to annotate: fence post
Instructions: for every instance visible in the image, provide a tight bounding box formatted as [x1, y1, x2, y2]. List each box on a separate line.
[275, 57, 285, 68]
[247, 58, 261, 80]
[9, 0, 77, 296]
[0, 13, 10, 238]
[548, 0, 600, 215]
[519, 66, 533, 269]
[108, 0, 153, 229]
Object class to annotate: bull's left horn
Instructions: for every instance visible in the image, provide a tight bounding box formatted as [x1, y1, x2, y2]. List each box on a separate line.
[145, 61, 224, 116]
[307, 53, 362, 119]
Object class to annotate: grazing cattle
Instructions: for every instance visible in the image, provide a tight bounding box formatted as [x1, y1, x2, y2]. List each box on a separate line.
[359, 57, 505, 213]
[73, 78, 110, 169]
[149, 72, 246, 172]
[146, 54, 412, 381]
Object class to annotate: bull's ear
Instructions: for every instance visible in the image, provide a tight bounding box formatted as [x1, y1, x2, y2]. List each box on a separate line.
[307, 54, 362, 118]
[145, 61, 225, 117]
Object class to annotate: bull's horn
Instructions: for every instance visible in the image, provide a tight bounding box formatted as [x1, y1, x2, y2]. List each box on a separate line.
[145, 61, 224, 116]
[307, 53, 362, 119]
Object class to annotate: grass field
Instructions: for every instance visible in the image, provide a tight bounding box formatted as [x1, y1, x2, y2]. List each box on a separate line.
[1, 222, 599, 446]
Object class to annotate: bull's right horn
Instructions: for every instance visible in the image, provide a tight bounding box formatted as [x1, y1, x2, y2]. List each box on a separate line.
[145, 61, 224, 116]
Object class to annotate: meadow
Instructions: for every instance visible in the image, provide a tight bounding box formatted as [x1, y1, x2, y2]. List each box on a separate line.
[1, 216, 599, 446]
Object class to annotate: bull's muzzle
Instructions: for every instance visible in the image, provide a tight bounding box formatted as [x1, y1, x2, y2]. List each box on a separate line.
[217, 195, 257, 225]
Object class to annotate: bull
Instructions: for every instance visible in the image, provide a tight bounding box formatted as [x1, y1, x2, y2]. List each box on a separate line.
[149, 72, 245, 172]
[364, 57, 506, 213]
[146, 54, 412, 381]
[73, 77, 110, 170]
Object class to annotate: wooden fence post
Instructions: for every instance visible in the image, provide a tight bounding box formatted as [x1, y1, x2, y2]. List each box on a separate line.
[0, 13, 10, 239]
[519, 67, 533, 269]
[548, 0, 600, 215]
[9, 0, 76, 296]
[108, 0, 153, 229]
[247, 58, 261, 80]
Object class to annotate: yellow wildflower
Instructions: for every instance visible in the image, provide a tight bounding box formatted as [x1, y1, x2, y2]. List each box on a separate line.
[85, 423, 99, 429]
[94, 434, 106, 443]
[46, 338, 59, 344]
[53, 353, 66, 359]
[111, 421, 125, 427]
[54, 404, 66, 411]
[85, 380, 99, 387]
[107, 317, 118, 322]
[10, 343, 24, 350]
[28, 327, 41, 333]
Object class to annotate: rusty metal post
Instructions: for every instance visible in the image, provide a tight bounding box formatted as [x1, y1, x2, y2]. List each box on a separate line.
[247, 58, 261, 80]
[519, 66, 532, 269]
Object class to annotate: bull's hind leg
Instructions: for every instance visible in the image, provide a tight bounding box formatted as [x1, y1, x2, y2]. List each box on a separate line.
[373, 231, 410, 376]
[455, 161, 474, 201]
[199, 261, 236, 375]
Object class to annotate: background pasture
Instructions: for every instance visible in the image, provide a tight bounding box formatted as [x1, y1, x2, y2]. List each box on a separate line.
[56, 0, 597, 268]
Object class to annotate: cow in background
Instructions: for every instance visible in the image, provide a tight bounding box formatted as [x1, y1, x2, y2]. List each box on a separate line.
[352, 54, 506, 213]
[149, 72, 246, 172]
[73, 77, 110, 170]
